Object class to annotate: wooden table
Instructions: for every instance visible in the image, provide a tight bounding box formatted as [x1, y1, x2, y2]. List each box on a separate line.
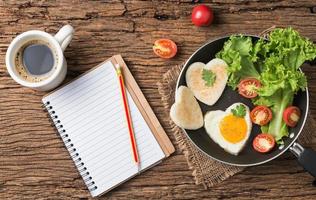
[1, 1, 316, 199]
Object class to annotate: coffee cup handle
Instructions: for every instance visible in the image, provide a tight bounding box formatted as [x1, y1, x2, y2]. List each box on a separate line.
[54, 25, 74, 51]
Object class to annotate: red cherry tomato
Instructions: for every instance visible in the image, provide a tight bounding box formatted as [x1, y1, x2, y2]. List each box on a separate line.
[153, 39, 177, 59]
[283, 106, 301, 127]
[250, 106, 273, 126]
[253, 133, 275, 153]
[191, 5, 214, 27]
[237, 78, 261, 98]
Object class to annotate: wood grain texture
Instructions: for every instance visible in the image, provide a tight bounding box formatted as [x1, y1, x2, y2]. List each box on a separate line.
[0, 0, 316, 199]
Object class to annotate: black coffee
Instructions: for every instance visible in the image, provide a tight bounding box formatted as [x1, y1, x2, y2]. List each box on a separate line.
[15, 40, 58, 82]
[22, 44, 54, 75]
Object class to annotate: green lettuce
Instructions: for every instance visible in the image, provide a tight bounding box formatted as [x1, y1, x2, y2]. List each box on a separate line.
[217, 28, 316, 143]
[216, 35, 260, 89]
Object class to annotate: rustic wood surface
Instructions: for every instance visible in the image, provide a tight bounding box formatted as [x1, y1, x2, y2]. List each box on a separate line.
[1, 0, 316, 199]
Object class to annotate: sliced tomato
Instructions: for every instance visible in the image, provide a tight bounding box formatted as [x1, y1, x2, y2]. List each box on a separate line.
[153, 39, 177, 59]
[283, 106, 301, 127]
[250, 106, 272, 126]
[253, 133, 275, 153]
[237, 78, 261, 98]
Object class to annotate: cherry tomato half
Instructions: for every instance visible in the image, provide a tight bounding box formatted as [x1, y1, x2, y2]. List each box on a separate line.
[283, 106, 301, 127]
[238, 78, 261, 98]
[253, 133, 275, 153]
[191, 5, 214, 27]
[250, 106, 273, 126]
[153, 39, 177, 59]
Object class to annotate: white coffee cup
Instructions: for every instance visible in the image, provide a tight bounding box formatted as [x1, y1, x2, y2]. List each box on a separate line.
[6, 25, 74, 91]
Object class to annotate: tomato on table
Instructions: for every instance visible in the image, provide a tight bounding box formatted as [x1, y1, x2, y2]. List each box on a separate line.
[191, 5, 214, 27]
[253, 133, 275, 153]
[250, 105, 272, 126]
[153, 39, 177, 59]
[238, 78, 261, 98]
[283, 106, 301, 127]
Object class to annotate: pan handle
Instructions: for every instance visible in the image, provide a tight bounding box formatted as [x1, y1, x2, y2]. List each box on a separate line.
[290, 142, 316, 180]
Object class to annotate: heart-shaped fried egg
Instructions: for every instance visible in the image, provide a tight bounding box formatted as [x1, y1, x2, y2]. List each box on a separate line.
[204, 103, 252, 155]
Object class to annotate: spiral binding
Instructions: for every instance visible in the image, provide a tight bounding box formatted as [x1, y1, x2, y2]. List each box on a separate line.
[43, 101, 97, 192]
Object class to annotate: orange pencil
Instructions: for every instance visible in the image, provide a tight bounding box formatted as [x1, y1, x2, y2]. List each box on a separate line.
[115, 63, 140, 169]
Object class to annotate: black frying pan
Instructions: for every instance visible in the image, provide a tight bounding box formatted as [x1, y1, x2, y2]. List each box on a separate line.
[176, 36, 316, 179]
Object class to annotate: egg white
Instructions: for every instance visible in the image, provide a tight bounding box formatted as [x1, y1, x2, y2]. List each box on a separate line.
[204, 103, 252, 155]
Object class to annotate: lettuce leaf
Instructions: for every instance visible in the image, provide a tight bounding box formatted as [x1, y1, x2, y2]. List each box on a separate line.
[256, 28, 315, 142]
[216, 35, 260, 89]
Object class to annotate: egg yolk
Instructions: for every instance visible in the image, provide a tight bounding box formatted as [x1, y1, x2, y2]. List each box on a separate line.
[219, 114, 247, 143]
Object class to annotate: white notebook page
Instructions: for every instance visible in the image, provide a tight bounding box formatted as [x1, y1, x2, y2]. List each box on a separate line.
[42, 61, 165, 197]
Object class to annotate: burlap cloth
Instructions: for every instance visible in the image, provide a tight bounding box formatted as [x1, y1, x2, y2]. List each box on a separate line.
[157, 62, 316, 189]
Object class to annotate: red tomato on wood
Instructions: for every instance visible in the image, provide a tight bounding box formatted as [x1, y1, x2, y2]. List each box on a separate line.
[153, 39, 177, 59]
[191, 5, 214, 27]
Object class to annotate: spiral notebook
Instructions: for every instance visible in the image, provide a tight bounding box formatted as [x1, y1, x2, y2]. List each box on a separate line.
[42, 55, 174, 197]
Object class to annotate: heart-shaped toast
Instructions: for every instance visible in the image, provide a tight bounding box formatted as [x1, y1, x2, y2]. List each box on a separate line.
[186, 58, 228, 106]
[170, 86, 203, 130]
